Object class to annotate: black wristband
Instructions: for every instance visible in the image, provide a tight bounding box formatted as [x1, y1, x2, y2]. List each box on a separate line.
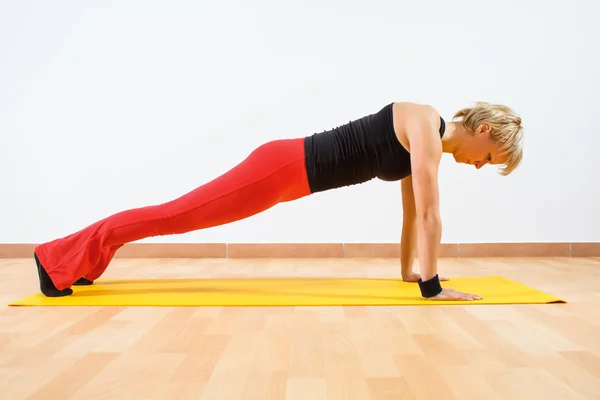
[418, 274, 443, 298]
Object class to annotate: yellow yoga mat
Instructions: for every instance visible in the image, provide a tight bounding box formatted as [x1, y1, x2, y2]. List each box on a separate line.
[8, 276, 564, 307]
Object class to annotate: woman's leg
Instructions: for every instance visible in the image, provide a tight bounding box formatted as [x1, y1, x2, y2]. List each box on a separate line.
[34, 138, 311, 295]
[81, 243, 123, 283]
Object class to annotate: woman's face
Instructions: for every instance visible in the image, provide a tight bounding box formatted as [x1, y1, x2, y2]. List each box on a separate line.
[452, 124, 506, 169]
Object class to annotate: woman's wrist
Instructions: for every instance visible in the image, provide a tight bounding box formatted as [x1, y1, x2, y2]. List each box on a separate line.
[418, 274, 443, 298]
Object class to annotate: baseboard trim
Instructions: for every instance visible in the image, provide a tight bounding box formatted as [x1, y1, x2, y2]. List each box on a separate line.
[1, 242, 599, 258]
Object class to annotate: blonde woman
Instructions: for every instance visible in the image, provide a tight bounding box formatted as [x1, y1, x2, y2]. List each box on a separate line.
[33, 101, 524, 299]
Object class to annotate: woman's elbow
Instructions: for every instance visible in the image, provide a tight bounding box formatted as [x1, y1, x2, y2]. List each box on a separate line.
[417, 208, 441, 225]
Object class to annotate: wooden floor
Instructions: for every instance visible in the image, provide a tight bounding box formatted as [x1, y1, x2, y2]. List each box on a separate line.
[1, 257, 599, 399]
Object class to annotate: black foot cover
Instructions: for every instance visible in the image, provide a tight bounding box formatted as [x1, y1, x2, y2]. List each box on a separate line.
[34, 252, 73, 297]
[74, 277, 93, 286]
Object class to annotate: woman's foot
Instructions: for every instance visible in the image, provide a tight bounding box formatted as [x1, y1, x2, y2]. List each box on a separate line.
[34, 252, 73, 297]
[74, 277, 93, 286]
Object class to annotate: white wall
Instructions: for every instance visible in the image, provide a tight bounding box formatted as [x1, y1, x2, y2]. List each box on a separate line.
[1, 0, 598, 245]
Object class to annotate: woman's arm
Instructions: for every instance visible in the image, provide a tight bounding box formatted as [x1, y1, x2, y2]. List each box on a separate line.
[404, 108, 443, 284]
[399, 104, 482, 300]
[400, 177, 418, 280]
[400, 176, 449, 282]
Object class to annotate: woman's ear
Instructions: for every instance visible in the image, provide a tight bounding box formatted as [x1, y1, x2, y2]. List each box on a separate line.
[476, 123, 491, 135]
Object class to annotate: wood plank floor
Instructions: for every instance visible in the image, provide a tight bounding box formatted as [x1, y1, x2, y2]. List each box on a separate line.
[1, 256, 599, 399]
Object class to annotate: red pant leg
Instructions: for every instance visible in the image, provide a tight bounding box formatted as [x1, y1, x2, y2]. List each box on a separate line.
[34, 138, 311, 290]
[85, 244, 122, 281]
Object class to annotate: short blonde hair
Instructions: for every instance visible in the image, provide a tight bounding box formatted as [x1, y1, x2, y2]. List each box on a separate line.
[453, 102, 524, 175]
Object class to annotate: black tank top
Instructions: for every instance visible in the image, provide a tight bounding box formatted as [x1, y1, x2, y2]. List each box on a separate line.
[303, 103, 445, 193]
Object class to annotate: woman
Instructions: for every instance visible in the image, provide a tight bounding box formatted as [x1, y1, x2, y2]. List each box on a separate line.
[33, 101, 524, 299]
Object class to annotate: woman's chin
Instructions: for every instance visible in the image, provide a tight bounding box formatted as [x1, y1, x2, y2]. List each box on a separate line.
[452, 153, 466, 164]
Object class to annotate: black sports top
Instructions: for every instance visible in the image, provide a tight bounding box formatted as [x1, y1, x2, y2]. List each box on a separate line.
[303, 103, 445, 193]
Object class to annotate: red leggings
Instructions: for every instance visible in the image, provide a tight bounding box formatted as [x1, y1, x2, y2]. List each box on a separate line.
[35, 138, 312, 290]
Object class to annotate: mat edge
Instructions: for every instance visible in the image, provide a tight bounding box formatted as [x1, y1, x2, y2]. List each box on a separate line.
[7, 276, 566, 307]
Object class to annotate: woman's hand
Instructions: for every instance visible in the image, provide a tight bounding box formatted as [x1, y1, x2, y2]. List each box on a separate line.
[427, 288, 483, 301]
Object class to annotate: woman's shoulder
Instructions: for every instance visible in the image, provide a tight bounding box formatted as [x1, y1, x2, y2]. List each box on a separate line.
[391, 102, 442, 150]
[392, 102, 440, 121]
